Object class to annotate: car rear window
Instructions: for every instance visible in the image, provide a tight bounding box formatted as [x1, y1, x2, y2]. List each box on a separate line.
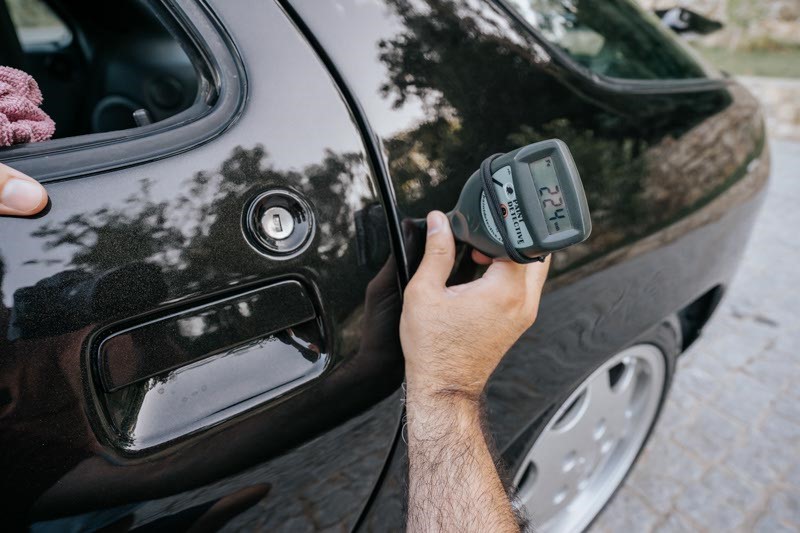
[503, 0, 712, 80]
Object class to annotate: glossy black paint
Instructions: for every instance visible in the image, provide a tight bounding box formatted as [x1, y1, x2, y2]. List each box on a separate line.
[0, 0, 769, 531]
[284, 0, 767, 530]
[1, 0, 403, 529]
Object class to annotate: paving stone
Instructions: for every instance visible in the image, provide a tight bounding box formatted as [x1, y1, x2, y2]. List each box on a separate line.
[759, 412, 800, 443]
[628, 471, 683, 515]
[784, 462, 800, 488]
[634, 437, 706, 483]
[701, 467, 765, 515]
[759, 344, 800, 373]
[700, 323, 772, 370]
[683, 348, 733, 383]
[743, 353, 797, 390]
[778, 287, 800, 313]
[674, 477, 748, 531]
[711, 373, 775, 424]
[725, 434, 795, 486]
[768, 490, 800, 528]
[772, 329, 800, 361]
[764, 341, 800, 369]
[670, 365, 722, 402]
[653, 512, 698, 533]
[784, 380, 800, 404]
[658, 383, 701, 429]
[590, 490, 659, 533]
[672, 408, 743, 463]
[753, 512, 797, 533]
[772, 393, 800, 424]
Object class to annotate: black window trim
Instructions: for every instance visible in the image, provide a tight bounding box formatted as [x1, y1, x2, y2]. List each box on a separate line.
[0, 0, 246, 183]
[492, 0, 734, 96]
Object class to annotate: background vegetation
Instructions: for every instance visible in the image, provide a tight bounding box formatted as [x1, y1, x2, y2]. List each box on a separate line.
[639, 0, 800, 78]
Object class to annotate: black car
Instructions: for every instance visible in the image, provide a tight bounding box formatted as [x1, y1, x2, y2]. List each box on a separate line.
[0, 0, 768, 531]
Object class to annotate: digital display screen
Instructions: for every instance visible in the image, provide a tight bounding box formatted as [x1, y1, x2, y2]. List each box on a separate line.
[530, 156, 573, 234]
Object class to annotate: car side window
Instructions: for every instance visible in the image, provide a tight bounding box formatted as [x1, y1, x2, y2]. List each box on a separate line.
[0, 1, 241, 183]
[6, 0, 72, 51]
[1, 0, 208, 143]
[503, 0, 711, 80]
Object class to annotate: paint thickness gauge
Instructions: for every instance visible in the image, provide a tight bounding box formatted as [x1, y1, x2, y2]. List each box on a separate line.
[448, 139, 591, 263]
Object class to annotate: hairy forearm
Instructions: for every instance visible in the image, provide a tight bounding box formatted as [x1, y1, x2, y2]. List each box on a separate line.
[405, 391, 520, 533]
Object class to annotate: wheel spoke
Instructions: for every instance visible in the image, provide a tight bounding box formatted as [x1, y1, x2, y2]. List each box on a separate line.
[519, 427, 587, 523]
[587, 366, 625, 415]
[608, 359, 640, 437]
[615, 358, 638, 406]
[517, 457, 578, 525]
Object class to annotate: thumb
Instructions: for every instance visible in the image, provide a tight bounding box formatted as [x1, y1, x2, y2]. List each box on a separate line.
[0, 163, 47, 216]
[413, 211, 456, 289]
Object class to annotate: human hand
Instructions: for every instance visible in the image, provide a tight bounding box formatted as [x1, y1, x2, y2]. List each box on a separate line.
[0, 162, 47, 216]
[400, 210, 549, 402]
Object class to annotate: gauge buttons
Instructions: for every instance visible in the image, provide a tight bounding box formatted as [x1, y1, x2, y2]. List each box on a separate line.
[245, 190, 314, 257]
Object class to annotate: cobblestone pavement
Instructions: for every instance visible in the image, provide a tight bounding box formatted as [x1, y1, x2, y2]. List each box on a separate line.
[590, 140, 800, 533]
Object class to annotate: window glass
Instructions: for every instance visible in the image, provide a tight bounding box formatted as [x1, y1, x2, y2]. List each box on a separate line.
[1, 0, 205, 143]
[504, 0, 711, 80]
[6, 0, 72, 50]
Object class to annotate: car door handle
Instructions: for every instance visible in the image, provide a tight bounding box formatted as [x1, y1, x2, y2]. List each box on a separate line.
[97, 280, 317, 392]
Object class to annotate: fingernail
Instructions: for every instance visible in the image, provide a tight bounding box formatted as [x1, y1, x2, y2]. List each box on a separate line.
[427, 211, 444, 235]
[1, 178, 44, 212]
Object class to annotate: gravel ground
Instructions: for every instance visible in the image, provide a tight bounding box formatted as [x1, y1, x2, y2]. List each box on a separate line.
[590, 140, 800, 532]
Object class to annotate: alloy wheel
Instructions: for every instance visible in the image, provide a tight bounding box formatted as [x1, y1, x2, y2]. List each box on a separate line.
[513, 344, 667, 533]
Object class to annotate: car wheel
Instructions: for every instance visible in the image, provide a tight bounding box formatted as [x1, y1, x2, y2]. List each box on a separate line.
[512, 324, 679, 533]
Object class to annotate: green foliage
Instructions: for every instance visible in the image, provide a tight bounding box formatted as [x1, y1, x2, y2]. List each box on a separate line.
[696, 44, 800, 78]
[726, 0, 769, 29]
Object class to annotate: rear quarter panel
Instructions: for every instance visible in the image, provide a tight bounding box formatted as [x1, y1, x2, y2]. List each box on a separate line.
[280, 1, 769, 529]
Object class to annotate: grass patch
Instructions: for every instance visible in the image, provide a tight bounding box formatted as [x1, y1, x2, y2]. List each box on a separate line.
[695, 44, 800, 78]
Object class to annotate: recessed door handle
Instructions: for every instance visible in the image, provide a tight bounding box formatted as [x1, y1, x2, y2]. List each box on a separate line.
[97, 280, 316, 392]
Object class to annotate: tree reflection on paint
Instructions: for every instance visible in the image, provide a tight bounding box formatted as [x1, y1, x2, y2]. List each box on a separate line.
[27, 145, 374, 292]
[376, 0, 762, 273]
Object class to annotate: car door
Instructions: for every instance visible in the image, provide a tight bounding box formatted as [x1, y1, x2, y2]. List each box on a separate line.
[0, 0, 405, 529]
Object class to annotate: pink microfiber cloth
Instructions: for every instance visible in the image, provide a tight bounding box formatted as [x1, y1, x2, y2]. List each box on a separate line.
[0, 66, 55, 147]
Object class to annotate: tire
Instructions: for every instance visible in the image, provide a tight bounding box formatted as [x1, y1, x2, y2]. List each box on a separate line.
[511, 317, 681, 533]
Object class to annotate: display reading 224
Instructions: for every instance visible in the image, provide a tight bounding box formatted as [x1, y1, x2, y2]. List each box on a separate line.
[531, 156, 573, 234]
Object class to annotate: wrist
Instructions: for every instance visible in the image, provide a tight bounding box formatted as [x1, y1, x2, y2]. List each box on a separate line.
[405, 390, 483, 442]
[404, 360, 488, 405]
[405, 380, 484, 431]
[406, 382, 483, 407]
